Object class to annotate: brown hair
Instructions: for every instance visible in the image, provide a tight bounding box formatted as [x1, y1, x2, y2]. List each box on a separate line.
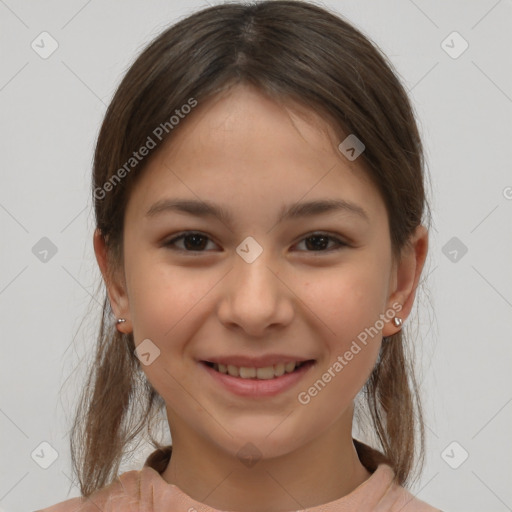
[69, 0, 432, 497]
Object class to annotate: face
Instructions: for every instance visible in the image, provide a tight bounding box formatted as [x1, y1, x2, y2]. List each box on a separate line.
[105, 84, 408, 461]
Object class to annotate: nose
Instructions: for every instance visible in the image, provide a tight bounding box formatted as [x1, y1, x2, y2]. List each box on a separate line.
[216, 249, 294, 337]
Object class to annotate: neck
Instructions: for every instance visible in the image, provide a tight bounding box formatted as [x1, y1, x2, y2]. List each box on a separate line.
[161, 411, 372, 512]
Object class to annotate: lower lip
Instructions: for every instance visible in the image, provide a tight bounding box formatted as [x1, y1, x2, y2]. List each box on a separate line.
[199, 361, 315, 397]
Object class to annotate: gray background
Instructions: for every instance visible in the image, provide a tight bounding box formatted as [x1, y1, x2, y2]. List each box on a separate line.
[1, 1, 511, 511]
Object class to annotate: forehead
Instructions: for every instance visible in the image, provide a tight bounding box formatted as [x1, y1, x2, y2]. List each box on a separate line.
[125, 84, 386, 227]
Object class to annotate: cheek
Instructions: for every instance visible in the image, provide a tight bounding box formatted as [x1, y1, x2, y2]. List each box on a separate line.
[126, 253, 215, 339]
[299, 266, 386, 400]
[297, 271, 384, 406]
[302, 264, 388, 341]
[125, 263, 213, 409]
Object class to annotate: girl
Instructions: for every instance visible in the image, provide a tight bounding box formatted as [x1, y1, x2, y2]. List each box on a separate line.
[39, 1, 441, 510]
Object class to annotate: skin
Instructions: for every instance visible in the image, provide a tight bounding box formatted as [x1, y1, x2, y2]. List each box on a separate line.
[94, 84, 428, 512]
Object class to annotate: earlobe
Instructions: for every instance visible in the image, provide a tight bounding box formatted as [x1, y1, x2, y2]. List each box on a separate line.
[93, 228, 131, 330]
[382, 225, 428, 337]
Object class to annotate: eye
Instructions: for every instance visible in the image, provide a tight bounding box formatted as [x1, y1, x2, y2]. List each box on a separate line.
[293, 232, 348, 253]
[163, 231, 219, 253]
[163, 231, 348, 254]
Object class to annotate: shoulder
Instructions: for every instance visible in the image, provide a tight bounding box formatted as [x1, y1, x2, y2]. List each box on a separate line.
[36, 445, 175, 512]
[35, 469, 147, 512]
[353, 441, 442, 512]
[381, 478, 442, 512]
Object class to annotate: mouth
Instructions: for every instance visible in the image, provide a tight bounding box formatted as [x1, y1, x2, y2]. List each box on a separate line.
[201, 360, 315, 380]
[200, 358, 316, 397]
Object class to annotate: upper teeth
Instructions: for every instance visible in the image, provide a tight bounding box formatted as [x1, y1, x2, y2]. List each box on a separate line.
[213, 361, 302, 379]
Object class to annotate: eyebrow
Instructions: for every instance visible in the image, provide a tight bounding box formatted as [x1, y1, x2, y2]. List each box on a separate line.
[145, 197, 369, 225]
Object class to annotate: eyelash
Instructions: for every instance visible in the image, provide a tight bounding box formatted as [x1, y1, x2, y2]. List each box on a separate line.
[162, 231, 349, 254]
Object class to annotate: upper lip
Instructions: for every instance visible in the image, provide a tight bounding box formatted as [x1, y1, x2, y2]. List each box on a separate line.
[200, 355, 314, 368]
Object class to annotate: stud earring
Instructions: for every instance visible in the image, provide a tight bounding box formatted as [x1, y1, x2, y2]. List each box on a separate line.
[393, 317, 403, 328]
[116, 318, 127, 332]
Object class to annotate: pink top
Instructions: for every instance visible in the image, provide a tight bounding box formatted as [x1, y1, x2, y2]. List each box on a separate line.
[37, 442, 442, 512]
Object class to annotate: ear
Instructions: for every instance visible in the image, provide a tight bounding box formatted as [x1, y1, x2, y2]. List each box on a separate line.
[93, 228, 131, 333]
[382, 225, 428, 337]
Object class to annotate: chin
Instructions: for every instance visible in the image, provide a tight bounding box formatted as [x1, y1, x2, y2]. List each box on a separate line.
[213, 422, 310, 462]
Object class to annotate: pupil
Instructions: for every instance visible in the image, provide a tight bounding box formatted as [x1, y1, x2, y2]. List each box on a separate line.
[184, 234, 207, 250]
[306, 235, 328, 251]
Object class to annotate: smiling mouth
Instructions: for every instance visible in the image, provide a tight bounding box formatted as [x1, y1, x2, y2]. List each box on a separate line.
[202, 360, 315, 380]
